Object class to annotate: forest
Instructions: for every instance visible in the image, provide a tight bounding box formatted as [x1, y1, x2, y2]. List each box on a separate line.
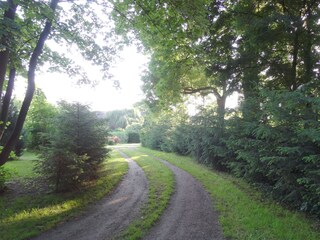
[0, 0, 320, 239]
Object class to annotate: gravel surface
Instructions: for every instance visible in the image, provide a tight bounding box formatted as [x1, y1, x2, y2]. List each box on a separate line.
[32, 147, 224, 240]
[143, 156, 224, 240]
[33, 152, 148, 240]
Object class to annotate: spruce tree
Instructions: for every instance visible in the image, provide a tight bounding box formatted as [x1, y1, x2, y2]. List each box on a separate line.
[37, 102, 109, 192]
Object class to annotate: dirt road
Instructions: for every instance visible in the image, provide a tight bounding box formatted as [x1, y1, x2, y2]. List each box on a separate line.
[143, 155, 224, 240]
[33, 147, 224, 240]
[33, 152, 148, 240]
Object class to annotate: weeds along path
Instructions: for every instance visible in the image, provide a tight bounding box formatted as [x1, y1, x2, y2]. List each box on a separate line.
[33, 152, 148, 240]
[143, 153, 224, 240]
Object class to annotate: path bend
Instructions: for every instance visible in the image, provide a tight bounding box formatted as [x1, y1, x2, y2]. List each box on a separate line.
[143, 155, 224, 240]
[33, 152, 148, 240]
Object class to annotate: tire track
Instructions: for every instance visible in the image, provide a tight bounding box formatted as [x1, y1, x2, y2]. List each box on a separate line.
[143, 155, 224, 240]
[33, 151, 148, 240]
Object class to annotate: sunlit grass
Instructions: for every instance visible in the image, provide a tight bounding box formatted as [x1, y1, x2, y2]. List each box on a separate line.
[0, 150, 128, 240]
[139, 147, 320, 240]
[116, 148, 174, 240]
[3, 152, 39, 179]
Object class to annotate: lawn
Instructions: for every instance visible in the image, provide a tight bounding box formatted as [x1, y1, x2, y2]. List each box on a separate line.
[3, 152, 39, 179]
[139, 146, 320, 240]
[0, 150, 128, 240]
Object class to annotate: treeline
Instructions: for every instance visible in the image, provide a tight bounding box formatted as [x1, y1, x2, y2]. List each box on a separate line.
[103, 107, 144, 144]
[112, 1, 320, 218]
[141, 92, 320, 217]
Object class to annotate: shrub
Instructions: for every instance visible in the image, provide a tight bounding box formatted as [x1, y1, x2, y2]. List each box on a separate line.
[0, 166, 10, 192]
[37, 102, 109, 192]
[127, 131, 140, 143]
[110, 130, 128, 143]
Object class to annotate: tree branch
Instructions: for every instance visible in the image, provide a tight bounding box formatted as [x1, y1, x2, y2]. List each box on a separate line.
[182, 86, 221, 98]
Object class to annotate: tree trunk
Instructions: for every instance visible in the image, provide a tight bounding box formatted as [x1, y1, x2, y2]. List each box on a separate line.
[0, 0, 59, 166]
[290, 30, 299, 91]
[0, 0, 17, 110]
[0, 68, 16, 139]
[303, 7, 312, 85]
[216, 95, 226, 130]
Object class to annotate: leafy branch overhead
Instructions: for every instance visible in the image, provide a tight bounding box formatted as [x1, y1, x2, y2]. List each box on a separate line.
[112, 0, 320, 218]
[0, 0, 122, 165]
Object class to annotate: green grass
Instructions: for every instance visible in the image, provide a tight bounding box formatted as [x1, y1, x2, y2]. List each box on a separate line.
[0, 150, 128, 240]
[3, 152, 39, 179]
[117, 148, 174, 240]
[139, 146, 320, 240]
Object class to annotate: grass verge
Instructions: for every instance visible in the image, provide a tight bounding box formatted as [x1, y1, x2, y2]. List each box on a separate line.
[0, 150, 128, 240]
[139, 146, 320, 240]
[117, 148, 174, 240]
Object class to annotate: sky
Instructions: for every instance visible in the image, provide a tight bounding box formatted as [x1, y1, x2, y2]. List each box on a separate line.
[14, 45, 239, 113]
[15, 46, 150, 112]
[13, 2, 238, 114]
[14, 44, 239, 113]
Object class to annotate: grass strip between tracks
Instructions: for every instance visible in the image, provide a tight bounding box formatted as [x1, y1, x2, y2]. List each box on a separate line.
[116, 148, 174, 240]
[0, 151, 128, 240]
[139, 146, 320, 240]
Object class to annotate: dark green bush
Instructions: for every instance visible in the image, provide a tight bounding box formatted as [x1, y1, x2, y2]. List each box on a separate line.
[141, 89, 320, 217]
[0, 166, 11, 192]
[127, 131, 140, 143]
[37, 102, 109, 192]
[227, 90, 320, 217]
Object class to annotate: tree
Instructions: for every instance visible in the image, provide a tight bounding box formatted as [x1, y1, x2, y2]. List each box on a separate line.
[112, 0, 241, 130]
[103, 108, 144, 143]
[0, 0, 59, 165]
[24, 88, 57, 150]
[0, 98, 25, 157]
[0, 0, 119, 166]
[104, 109, 143, 130]
[141, 104, 188, 152]
[113, 0, 320, 217]
[37, 102, 109, 191]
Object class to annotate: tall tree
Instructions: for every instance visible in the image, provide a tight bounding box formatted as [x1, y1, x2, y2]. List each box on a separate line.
[24, 88, 57, 150]
[0, 0, 59, 165]
[233, 0, 320, 119]
[112, 0, 240, 129]
[0, 0, 118, 166]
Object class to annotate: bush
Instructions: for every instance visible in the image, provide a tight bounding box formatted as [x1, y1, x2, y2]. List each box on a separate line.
[110, 130, 128, 143]
[227, 90, 320, 217]
[141, 123, 172, 151]
[37, 102, 109, 192]
[0, 166, 10, 192]
[127, 131, 140, 143]
[141, 89, 320, 217]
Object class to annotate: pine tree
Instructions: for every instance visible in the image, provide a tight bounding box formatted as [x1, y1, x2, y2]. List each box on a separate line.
[37, 102, 109, 192]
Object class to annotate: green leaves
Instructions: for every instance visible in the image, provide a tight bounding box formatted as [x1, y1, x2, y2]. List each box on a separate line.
[37, 102, 109, 191]
[111, 0, 320, 218]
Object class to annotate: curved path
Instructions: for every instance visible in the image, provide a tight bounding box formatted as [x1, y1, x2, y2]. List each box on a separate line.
[143, 155, 224, 240]
[33, 152, 148, 240]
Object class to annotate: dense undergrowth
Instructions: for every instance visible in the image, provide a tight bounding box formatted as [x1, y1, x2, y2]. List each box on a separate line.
[141, 89, 320, 218]
[139, 146, 320, 240]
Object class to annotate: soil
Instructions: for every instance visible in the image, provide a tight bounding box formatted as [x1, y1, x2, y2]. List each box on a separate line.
[30, 147, 224, 240]
[143, 156, 224, 240]
[32, 152, 148, 240]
